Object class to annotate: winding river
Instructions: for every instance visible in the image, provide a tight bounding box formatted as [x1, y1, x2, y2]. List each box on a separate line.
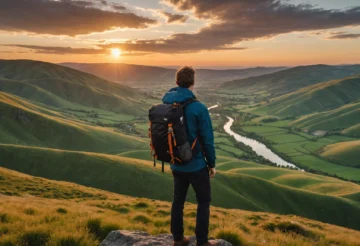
[209, 105, 301, 170]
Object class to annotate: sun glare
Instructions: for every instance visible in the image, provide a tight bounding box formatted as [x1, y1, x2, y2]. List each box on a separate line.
[111, 48, 122, 58]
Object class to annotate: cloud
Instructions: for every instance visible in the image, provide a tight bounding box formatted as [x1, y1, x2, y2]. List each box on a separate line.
[2, 44, 150, 56]
[0, 0, 156, 36]
[108, 0, 360, 53]
[3, 45, 104, 54]
[328, 33, 360, 39]
[160, 11, 188, 23]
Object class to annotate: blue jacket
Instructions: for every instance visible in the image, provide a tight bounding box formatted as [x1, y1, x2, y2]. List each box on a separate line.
[162, 87, 216, 172]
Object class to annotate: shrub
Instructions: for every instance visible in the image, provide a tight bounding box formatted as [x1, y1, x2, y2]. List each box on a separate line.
[0, 213, 9, 223]
[0, 227, 9, 236]
[276, 222, 320, 239]
[263, 221, 321, 240]
[215, 230, 247, 246]
[86, 218, 119, 241]
[24, 208, 36, 215]
[133, 215, 152, 224]
[237, 223, 250, 234]
[154, 219, 170, 227]
[134, 202, 149, 209]
[246, 215, 263, 221]
[86, 218, 102, 239]
[263, 223, 276, 232]
[156, 210, 170, 217]
[57, 208, 68, 214]
[18, 230, 51, 246]
[116, 207, 130, 214]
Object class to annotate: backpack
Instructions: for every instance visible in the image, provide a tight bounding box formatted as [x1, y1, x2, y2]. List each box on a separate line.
[148, 98, 199, 172]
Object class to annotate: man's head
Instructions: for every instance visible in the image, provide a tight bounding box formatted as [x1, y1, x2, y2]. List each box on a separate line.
[176, 66, 195, 89]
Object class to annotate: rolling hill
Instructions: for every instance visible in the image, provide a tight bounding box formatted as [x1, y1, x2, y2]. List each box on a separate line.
[1, 167, 360, 246]
[0, 60, 145, 115]
[253, 75, 360, 117]
[320, 140, 360, 168]
[0, 91, 146, 152]
[1, 144, 360, 231]
[61, 62, 286, 87]
[221, 64, 360, 96]
[289, 101, 360, 135]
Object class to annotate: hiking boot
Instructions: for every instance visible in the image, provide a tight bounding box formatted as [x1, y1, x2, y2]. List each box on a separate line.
[197, 242, 218, 246]
[173, 236, 190, 246]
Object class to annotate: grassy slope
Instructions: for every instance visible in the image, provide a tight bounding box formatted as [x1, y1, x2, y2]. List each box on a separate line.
[254, 75, 360, 117]
[221, 65, 360, 96]
[1, 167, 360, 246]
[1, 144, 360, 231]
[320, 141, 360, 168]
[0, 60, 145, 115]
[120, 148, 360, 199]
[289, 102, 360, 135]
[0, 92, 146, 152]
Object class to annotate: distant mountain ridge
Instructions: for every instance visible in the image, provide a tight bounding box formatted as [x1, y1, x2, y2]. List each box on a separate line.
[61, 62, 287, 87]
[221, 64, 360, 96]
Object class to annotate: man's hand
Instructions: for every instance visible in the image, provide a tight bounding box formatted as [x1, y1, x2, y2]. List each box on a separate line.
[209, 168, 216, 178]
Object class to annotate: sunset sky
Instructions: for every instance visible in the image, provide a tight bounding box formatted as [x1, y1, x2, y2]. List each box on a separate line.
[1, 0, 360, 68]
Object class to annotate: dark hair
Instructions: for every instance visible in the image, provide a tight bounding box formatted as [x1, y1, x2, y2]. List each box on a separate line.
[176, 66, 195, 88]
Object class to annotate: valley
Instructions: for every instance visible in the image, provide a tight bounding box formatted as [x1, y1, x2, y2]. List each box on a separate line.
[0, 60, 360, 245]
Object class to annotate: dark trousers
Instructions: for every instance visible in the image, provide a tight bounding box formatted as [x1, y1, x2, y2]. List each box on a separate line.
[171, 167, 211, 245]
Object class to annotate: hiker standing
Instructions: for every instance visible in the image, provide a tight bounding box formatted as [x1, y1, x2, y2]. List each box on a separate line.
[160, 66, 216, 246]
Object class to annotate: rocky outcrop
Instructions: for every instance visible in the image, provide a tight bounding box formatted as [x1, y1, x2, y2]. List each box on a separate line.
[100, 230, 232, 246]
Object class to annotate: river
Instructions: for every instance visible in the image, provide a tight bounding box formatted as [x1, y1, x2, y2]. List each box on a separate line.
[209, 105, 301, 170]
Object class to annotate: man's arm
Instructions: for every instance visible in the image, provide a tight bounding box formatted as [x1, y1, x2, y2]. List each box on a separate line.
[198, 106, 216, 169]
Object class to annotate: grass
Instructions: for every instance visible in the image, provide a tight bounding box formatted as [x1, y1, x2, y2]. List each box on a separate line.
[18, 230, 51, 246]
[263, 221, 320, 240]
[1, 167, 360, 246]
[0, 92, 147, 153]
[1, 144, 360, 231]
[254, 75, 360, 117]
[320, 140, 360, 168]
[215, 230, 247, 246]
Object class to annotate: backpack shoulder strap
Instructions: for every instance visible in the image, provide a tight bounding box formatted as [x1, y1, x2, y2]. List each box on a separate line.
[180, 98, 198, 109]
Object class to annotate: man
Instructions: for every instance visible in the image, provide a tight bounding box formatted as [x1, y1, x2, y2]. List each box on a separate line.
[162, 66, 216, 246]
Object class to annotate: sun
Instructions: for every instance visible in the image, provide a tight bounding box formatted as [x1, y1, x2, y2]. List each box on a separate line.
[111, 48, 122, 58]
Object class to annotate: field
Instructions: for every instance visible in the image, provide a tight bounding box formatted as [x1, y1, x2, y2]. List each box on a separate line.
[230, 118, 360, 182]
[1, 167, 360, 246]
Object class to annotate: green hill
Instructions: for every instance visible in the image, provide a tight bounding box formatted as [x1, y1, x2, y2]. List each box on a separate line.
[1, 144, 360, 230]
[2, 167, 360, 246]
[221, 65, 360, 96]
[289, 101, 360, 135]
[0, 60, 145, 115]
[320, 140, 360, 168]
[253, 75, 360, 117]
[0, 91, 146, 152]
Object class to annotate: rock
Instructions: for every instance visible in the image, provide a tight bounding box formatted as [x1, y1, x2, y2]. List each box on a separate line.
[100, 230, 232, 246]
